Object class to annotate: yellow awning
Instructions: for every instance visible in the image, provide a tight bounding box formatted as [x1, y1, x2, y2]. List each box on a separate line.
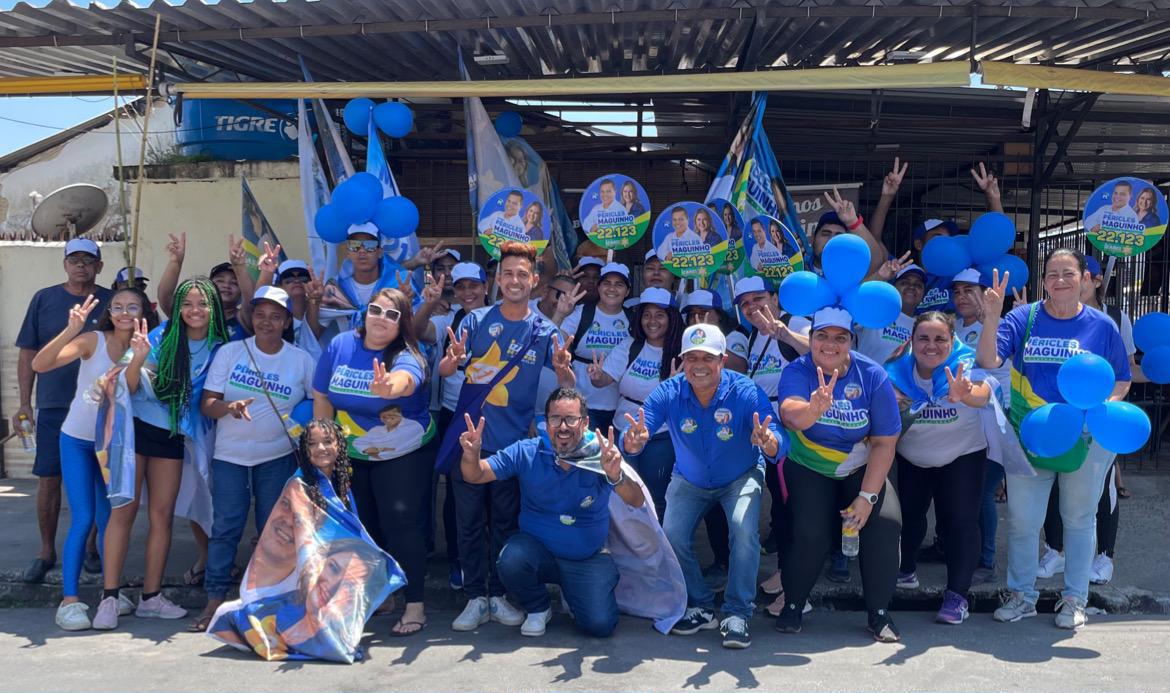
[982, 61, 1170, 99]
[0, 74, 149, 96]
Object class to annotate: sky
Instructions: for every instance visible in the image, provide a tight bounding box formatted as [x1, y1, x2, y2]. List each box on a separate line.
[0, 96, 119, 157]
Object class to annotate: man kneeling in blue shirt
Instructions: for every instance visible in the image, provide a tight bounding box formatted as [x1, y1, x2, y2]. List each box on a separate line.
[622, 324, 787, 649]
[458, 388, 645, 638]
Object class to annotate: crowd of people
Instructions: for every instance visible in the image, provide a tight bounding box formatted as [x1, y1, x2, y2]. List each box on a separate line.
[12, 160, 1144, 654]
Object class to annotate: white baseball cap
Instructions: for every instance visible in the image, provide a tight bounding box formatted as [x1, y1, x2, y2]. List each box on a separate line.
[115, 266, 147, 283]
[251, 285, 291, 311]
[684, 289, 722, 312]
[811, 306, 854, 333]
[639, 287, 674, 308]
[64, 238, 101, 259]
[600, 262, 630, 283]
[435, 248, 461, 262]
[346, 222, 380, 239]
[451, 262, 487, 284]
[576, 256, 604, 269]
[894, 263, 927, 283]
[680, 324, 727, 356]
[276, 259, 310, 279]
[952, 268, 983, 286]
[644, 249, 659, 262]
[733, 275, 769, 304]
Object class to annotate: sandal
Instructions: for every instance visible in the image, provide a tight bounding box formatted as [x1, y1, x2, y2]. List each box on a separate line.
[183, 566, 206, 586]
[390, 619, 428, 637]
[995, 484, 1007, 503]
[187, 614, 213, 633]
[1117, 486, 1131, 499]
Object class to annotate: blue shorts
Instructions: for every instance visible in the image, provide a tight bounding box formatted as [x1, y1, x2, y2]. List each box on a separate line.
[32, 407, 69, 477]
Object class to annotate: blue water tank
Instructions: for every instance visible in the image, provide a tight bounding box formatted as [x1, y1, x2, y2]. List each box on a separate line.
[177, 99, 300, 161]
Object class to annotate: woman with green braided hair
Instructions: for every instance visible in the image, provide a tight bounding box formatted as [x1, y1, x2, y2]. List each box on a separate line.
[96, 277, 230, 630]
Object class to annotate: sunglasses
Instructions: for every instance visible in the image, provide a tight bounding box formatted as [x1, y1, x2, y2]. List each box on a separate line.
[366, 303, 401, 322]
[347, 240, 381, 253]
[281, 272, 311, 283]
[65, 255, 99, 267]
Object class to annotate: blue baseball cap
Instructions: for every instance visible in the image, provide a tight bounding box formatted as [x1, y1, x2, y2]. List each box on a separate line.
[451, 262, 487, 284]
[65, 238, 101, 259]
[1086, 255, 1103, 277]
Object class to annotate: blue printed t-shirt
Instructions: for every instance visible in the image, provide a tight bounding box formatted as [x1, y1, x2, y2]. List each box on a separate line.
[628, 369, 786, 489]
[995, 302, 1131, 408]
[916, 273, 954, 314]
[778, 351, 901, 479]
[456, 305, 559, 452]
[488, 437, 613, 560]
[16, 284, 113, 409]
[313, 331, 435, 462]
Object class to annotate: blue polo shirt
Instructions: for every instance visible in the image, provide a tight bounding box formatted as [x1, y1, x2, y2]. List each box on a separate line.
[488, 438, 613, 560]
[625, 369, 787, 489]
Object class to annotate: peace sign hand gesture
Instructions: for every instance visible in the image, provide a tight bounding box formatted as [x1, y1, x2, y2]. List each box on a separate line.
[66, 294, 100, 335]
[228, 234, 247, 268]
[552, 334, 576, 386]
[304, 267, 325, 302]
[587, 351, 606, 385]
[751, 412, 779, 456]
[555, 284, 587, 320]
[370, 358, 398, 398]
[226, 397, 254, 421]
[460, 413, 485, 456]
[970, 162, 1001, 201]
[983, 269, 1011, 319]
[877, 250, 913, 282]
[257, 242, 281, 274]
[444, 326, 468, 363]
[669, 357, 683, 378]
[597, 426, 623, 483]
[882, 157, 908, 196]
[810, 367, 839, 419]
[823, 186, 858, 227]
[422, 272, 446, 305]
[1011, 285, 1028, 309]
[622, 408, 650, 454]
[130, 318, 151, 359]
[166, 232, 186, 264]
[757, 303, 789, 340]
[945, 362, 975, 404]
[410, 241, 446, 268]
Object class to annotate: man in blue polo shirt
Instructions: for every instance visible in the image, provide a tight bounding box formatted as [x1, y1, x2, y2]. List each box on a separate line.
[457, 388, 645, 638]
[622, 324, 787, 649]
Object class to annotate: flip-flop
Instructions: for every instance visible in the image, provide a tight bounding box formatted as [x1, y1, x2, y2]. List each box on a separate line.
[20, 557, 55, 584]
[183, 566, 206, 586]
[187, 614, 213, 633]
[390, 620, 428, 637]
[1117, 486, 1131, 499]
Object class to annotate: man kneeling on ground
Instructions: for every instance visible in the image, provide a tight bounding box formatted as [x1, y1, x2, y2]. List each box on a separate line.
[457, 388, 645, 637]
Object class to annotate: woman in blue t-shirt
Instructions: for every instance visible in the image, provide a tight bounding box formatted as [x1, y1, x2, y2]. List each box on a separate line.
[313, 288, 435, 636]
[976, 248, 1131, 630]
[775, 307, 903, 642]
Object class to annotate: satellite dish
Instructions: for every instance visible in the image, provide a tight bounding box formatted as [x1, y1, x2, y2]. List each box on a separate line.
[30, 183, 109, 240]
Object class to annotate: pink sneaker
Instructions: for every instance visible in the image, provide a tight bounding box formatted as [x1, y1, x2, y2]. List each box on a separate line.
[92, 596, 119, 630]
[136, 593, 187, 619]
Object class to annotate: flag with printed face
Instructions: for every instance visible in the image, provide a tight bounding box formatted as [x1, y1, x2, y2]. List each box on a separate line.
[297, 98, 336, 280]
[241, 176, 288, 282]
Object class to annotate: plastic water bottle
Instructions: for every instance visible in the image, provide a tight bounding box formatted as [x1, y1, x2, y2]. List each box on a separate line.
[17, 415, 36, 453]
[841, 520, 860, 558]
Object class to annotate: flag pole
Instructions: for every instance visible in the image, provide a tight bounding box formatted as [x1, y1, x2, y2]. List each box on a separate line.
[128, 13, 162, 283]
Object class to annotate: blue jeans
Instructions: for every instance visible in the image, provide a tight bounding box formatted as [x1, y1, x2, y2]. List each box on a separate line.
[60, 433, 110, 598]
[497, 531, 619, 637]
[205, 455, 295, 599]
[587, 409, 615, 434]
[1005, 441, 1113, 604]
[979, 459, 1006, 568]
[662, 465, 763, 620]
[632, 432, 674, 523]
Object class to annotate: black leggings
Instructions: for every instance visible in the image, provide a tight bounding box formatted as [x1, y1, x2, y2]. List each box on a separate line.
[1044, 461, 1119, 558]
[350, 439, 437, 603]
[781, 461, 901, 612]
[896, 449, 986, 594]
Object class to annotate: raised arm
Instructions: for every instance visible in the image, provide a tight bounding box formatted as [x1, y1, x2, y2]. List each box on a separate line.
[412, 273, 446, 343]
[30, 295, 100, 373]
[976, 270, 1010, 369]
[824, 187, 888, 277]
[458, 413, 497, 485]
[971, 163, 1005, 214]
[868, 157, 907, 242]
[157, 232, 186, 318]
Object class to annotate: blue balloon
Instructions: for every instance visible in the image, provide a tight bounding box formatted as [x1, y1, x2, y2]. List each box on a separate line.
[842, 281, 903, 330]
[314, 204, 349, 243]
[342, 98, 375, 135]
[331, 173, 382, 225]
[921, 235, 972, 279]
[1133, 312, 1170, 353]
[374, 101, 413, 138]
[779, 271, 835, 316]
[821, 234, 871, 296]
[1140, 345, 1170, 384]
[969, 212, 1016, 264]
[1020, 403, 1085, 458]
[495, 111, 522, 138]
[1057, 352, 1116, 410]
[976, 253, 1029, 294]
[1086, 401, 1151, 454]
[372, 196, 420, 239]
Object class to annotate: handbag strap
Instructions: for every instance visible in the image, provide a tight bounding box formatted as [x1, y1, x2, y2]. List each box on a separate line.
[242, 339, 302, 461]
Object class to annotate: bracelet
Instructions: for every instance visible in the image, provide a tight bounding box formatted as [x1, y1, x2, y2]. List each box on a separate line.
[847, 215, 865, 231]
[606, 469, 624, 487]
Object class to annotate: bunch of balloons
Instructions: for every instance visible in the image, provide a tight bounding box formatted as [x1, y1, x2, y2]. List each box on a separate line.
[921, 212, 1028, 292]
[342, 98, 414, 138]
[1134, 312, 1170, 384]
[777, 234, 901, 328]
[1019, 352, 1151, 456]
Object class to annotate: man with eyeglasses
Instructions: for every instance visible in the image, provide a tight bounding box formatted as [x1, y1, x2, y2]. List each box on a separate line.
[14, 238, 113, 584]
[458, 388, 645, 637]
[621, 323, 787, 650]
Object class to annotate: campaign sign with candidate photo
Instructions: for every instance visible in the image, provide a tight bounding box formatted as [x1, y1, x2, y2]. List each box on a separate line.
[707, 198, 745, 275]
[1082, 176, 1167, 257]
[579, 174, 651, 250]
[651, 201, 729, 280]
[743, 214, 804, 280]
[477, 187, 551, 259]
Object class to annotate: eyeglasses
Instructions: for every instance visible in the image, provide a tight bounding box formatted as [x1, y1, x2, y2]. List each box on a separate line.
[109, 304, 143, 315]
[547, 415, 584, 428]
[65, 255, 98, 267]
[281, 273, 311, 283]
[347, 240, 381, 254]
[366, 303, 402, 322]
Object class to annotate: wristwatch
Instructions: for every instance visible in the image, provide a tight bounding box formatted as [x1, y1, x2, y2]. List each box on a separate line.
[858, 491, 878, 505]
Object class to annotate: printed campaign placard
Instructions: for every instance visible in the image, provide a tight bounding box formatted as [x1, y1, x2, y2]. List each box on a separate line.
[651, 202, 729, 280]
[743, 214, 804, 280]
[1083, 176, 1167, 257]
[579, 174, 651, 250]
[477, 187, 550, 259]
[707, 198, 745, 275]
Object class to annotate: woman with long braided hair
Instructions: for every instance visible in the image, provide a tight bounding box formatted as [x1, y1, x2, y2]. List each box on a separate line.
[99, 277, 230, 629]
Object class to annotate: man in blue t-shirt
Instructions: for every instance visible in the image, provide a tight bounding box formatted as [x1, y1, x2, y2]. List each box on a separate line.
[457, 388, 644, 637]
[438, 241, 576, 632]
[14, 238, 113, 584]
[622, 324, 787, 650]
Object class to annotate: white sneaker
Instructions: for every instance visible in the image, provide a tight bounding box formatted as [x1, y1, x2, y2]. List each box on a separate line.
[92, 596, 119, 631]
[452, 596, 489, 631]
[489, 596, 525, 626]
[55, 602, 91, 631]
[520, 609, 552, 637]
[1090, 553, 1114, 584]
[1037, 546, 1065, 579]
[1054, 596, 1087, 629]
[117, 592, 135, 617]
[135, 593, 187, 619]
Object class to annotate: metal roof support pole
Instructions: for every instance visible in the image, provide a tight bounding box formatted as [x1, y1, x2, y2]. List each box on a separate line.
[968, 4, 979, 73]
[1039, 94, 1100, 185]
[1025, 89, 1049, 297]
